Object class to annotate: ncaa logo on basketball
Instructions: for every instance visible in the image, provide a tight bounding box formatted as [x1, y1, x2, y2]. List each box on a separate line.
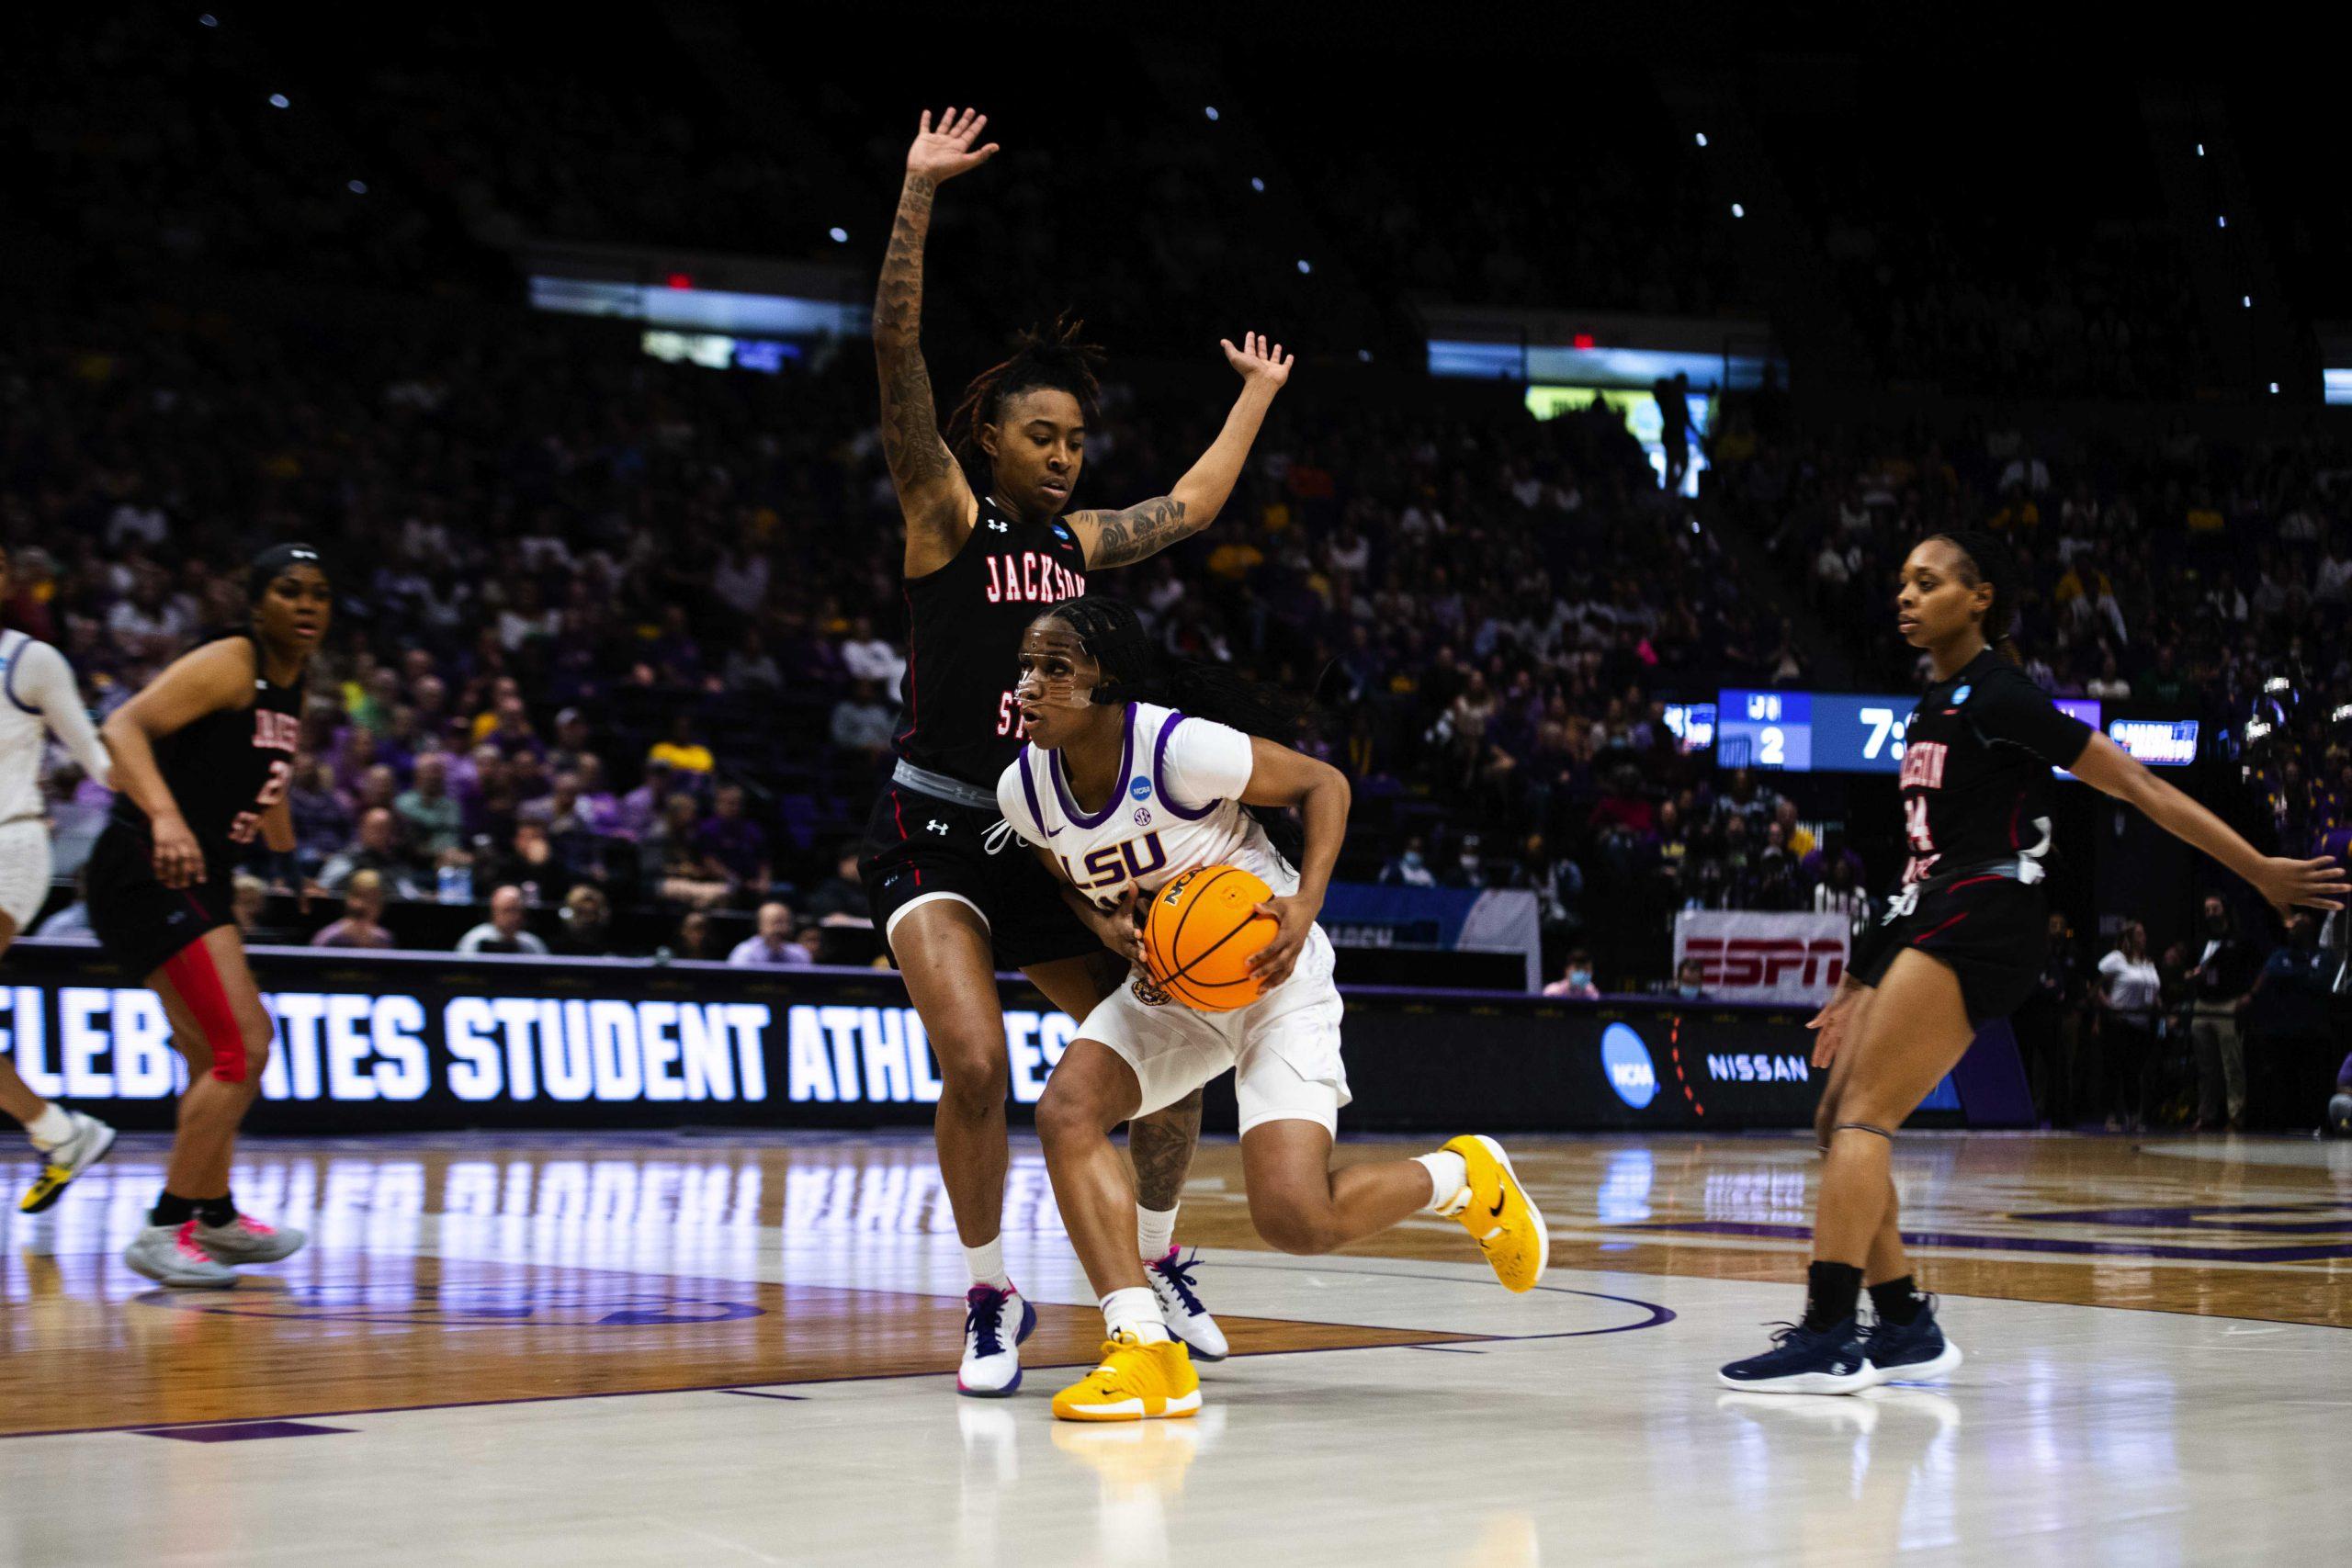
[1600, 1022, 1658, 1110]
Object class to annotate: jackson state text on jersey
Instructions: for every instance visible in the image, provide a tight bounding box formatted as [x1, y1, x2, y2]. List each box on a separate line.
[984, 551, 1085, 604]
[993, 702, 1296, 910]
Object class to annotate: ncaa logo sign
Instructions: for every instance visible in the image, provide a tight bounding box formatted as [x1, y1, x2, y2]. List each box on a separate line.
[1600, 1022, 1657, 1110]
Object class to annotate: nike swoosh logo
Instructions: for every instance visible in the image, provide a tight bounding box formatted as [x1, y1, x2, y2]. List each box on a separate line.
[1044, 827, 1063, 838]
[1489, 1186, 1508, 1218]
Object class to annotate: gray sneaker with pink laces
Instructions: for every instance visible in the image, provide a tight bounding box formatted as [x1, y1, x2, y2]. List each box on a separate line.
[193, 1215, 307, 1265]
[123, 1222, 238, 1288]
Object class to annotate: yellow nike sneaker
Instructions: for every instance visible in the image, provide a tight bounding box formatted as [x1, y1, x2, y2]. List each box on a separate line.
[1051, 1331, 1201, 1423]
[1443, 1134, 1548, 1292]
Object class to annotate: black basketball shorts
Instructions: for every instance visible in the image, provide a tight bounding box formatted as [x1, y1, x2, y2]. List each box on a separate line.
[857, 782, 1101, 971]
[84, 823, 236, 978]
[1849, 874, 2043, 1028]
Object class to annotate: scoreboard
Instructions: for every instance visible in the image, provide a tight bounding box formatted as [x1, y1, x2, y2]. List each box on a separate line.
[1716, 690, 2132, 775]
[1716, 690, 1918, 773]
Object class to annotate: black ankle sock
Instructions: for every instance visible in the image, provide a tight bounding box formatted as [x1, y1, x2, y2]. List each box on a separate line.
[195, 1193, 238, 1228]
[151, 1190, 198, 1226]
[1870, 1276, 1925, 1325]
[1803, 1261, 1864, 1332]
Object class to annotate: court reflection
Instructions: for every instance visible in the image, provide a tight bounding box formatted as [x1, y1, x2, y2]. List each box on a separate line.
[1717, 1388, 1962, 1564]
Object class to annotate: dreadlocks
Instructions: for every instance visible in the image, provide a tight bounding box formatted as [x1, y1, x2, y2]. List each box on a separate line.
[945, 316, 1104, 482]
[1039, 596, 1312, 863]
[1928, 526, 2024, 663]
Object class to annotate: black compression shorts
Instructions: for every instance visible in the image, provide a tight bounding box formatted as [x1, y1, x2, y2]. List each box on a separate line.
[83, 823, 235, 978]
[1849, 874, 2043, 1028]
[857, 781, 1101, 972]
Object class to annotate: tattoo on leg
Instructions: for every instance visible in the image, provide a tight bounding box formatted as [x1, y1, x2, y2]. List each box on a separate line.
[1127, 1089, 1203, 1212]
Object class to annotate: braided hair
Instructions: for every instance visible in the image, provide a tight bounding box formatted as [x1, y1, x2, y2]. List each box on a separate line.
[945, 316, 1104, 484]
[1039, 596, 1312, 864]
[1927, 526, 2023, 663]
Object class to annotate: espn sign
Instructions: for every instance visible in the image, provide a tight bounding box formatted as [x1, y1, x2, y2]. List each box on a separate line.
[1673, 911, 1850, 1004]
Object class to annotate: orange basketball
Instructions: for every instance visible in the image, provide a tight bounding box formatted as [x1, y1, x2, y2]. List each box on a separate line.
[1142, 865, 1276, 1012]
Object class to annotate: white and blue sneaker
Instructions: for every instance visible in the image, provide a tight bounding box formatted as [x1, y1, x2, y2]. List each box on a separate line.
[1862, 1297, 1962, 1385]
[1717, 1317, 1875, 1394]
[1148, 1247, 1227, 1363]
[958, 1285, 1038, 1398]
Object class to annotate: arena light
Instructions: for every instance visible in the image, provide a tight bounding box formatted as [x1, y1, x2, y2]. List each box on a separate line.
[828, 227, 848, 243]
[347, 179, 368, 195]
[1730, 202, 1745, 218]
[2244, 296, 2253, 308]
[269, 93, 289, 108]
[2332, 704, 2352, 725]
[1204, 106, 1219, 121]
[2196, 142, 2205, 155]
[200, 12, 218, 25]
[1695, 132, 1709, 147]
[2217, 214, 2228, 229]
[1296, 259, 1312, 274]
[1250, 176, 1265, 192]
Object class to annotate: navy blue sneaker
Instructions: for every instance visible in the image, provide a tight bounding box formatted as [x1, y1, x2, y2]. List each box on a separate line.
[1862, 1297, 1962, 1386]
[1716, 1317, 1875, 1394]
[957, 1286, 1039, 1397]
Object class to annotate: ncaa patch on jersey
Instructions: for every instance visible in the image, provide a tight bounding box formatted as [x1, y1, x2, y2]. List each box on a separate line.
[1129, 776, 1151, 800]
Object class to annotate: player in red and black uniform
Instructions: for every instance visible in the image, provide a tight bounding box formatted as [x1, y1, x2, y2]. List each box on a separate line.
[1722, 528, 2346, 1394]
[91, 544, 329, 1288]
[865, 107, 1293, 1394]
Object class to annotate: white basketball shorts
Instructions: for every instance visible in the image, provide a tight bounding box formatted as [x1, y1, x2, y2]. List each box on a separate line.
[1074, 923, 1351, 1136]
[0, 819, 54, 931]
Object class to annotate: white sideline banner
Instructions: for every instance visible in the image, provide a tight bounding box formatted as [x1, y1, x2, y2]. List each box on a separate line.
[1672, 910, 1849, 1004]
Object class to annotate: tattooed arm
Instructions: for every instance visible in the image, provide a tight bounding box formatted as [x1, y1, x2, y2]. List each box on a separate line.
[1068, 332, 1295, 570]
[876, 108, 995, 578]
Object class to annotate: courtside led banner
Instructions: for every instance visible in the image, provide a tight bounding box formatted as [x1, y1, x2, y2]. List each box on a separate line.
[0, 944, 2024, 1132]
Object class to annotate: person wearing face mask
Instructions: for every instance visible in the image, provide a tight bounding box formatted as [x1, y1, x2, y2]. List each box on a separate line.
[1544, 950, 1600, 1000]
[1379, 834, 1436, 887]
[1672, 957, 1710, 1001]
[2185, 895, 2258, 1131]
[2096, 920, 2163, 1132]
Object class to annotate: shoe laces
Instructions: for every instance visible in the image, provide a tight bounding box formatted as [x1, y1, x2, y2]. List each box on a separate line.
[964, 1286, 1014, 1358]
[1148, 1247, 1206, 1316]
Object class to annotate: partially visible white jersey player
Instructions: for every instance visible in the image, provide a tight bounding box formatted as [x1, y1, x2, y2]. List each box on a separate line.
[0, 594, 120, 1213]
[995, 595, 1547, 1424]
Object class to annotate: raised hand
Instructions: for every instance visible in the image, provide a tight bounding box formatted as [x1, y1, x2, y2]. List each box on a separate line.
[905, 107, 999, 184]
[1220, 332, 1294, 390]
[2250, 853, 2350, 919]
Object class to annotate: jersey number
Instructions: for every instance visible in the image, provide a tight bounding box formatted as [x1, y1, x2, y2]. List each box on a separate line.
[1903, 795, 1934, 853]
[995, 691, 1029, 739]
[230, 759, 295, 845]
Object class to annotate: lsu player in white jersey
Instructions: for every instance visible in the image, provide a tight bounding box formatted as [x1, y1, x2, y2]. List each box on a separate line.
[995, 597, 1547, 1422]
[0, 543, 120, 1213]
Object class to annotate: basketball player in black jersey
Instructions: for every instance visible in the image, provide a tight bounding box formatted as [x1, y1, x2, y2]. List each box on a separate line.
[1721, 529, 2346, 1393]
[865, 107, 1293, 1394]
[91, 544, 328, 1288]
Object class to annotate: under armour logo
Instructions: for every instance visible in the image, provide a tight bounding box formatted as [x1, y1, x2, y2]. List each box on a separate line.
[925, 819, 949, 835]
[986, 520, 1010, 534]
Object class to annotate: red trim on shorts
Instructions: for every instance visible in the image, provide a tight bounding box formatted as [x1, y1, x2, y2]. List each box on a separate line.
[888, 789, 922, 888]
[1945, 874, 2005, 893]
[1911, 911, 1970, 947]
[161, 934, 248, 1083]
[2007, 794, 2023, 849]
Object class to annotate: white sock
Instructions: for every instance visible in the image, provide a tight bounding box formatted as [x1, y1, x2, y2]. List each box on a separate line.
[1416, 1151, 1470, 1216]
[964, 1237, 1013, 1293]
[1100, 1286, 1170, 1344]
[26, 1104, 73, 1151]
[1136, 1202, 1179, 1261]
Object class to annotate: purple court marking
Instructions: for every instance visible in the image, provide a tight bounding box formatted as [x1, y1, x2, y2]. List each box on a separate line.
[717, 1390, 808, 1402]
[1628, 1220, 2352, 1265]
[2008, 1203, 2352, 1235]
[136, 1421, 353, 1443]
[1206, 1260, 1679, 1338]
